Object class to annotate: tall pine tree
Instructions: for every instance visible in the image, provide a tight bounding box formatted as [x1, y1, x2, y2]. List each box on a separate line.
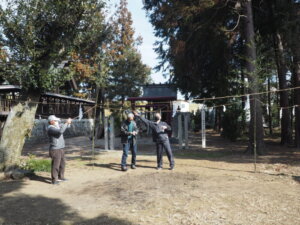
[107, 0, 151, 104]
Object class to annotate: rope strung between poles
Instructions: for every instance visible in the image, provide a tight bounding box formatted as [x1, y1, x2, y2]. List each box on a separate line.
[99, 85, 300, 105]
[191, 86, 300, 102]
[3, 86, 300, 106]
[36, 105, 97, 120]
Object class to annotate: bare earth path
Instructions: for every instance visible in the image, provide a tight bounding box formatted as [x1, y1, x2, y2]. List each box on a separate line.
[1, 131, 300, 225]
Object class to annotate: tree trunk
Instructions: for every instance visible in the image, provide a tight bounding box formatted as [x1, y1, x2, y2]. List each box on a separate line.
[276, 76, 280, 127]
[94, 87, 105, 139]
[241, 0, 265, 154]
[0, 91, 40, 171]
[273, 32, 292, 145]
[290, 2, 300, 148]
[268, 0, 293, 145]
[269, 0, 292, 144]
[241, 63, 247, 131]
[214, 107, 222, 132]
[267, 78, 273, 135]
[293, 58, 300, 148]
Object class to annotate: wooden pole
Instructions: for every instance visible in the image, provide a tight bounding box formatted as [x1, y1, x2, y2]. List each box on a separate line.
[201, 106, 206, 148]
[104, 117, 109, 150]
[184, 113, 189, 149]
[178, 113, 183, 149]
[254, 97, 257, 173]
[109, 116, 115, 150]
[91, 86, 100, 166]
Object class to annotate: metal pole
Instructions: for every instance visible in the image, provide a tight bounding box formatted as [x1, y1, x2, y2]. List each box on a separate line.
[201, 106, 206, 148]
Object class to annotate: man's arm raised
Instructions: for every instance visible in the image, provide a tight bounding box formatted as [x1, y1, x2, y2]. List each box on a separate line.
[132, 111, 155, 128]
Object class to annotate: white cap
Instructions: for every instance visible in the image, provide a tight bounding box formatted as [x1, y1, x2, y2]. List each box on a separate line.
[48, 115, 61, 122]
[127, 113, 134, 118]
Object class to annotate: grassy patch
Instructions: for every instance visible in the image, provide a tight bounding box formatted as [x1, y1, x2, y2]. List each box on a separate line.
[20, 154, 51, 172]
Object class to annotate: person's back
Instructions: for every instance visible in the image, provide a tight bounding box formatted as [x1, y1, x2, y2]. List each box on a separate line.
[48, 124, 68, 150]
[47, 115, 72, 185]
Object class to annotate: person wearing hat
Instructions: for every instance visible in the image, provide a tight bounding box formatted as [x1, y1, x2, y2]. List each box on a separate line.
[120, 113, 138, 171]
[47, 115, 72, 185]
[133, 111, 175, 170]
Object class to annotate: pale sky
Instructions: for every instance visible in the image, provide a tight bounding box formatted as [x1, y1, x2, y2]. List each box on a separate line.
[0, 0, 169, 84]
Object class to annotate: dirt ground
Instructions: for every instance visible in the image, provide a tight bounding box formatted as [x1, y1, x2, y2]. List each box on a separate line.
[1, 131, 300, 225]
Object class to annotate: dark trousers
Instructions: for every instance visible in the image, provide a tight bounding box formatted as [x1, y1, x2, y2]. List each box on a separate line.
[156, 141, 175, 168]
[49, 149, 65, 182]
[121, 140, 137, 167]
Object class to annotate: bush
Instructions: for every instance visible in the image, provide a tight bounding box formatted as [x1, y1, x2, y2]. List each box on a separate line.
[221, 105, 245, 141]
[20, 154, 51, 172]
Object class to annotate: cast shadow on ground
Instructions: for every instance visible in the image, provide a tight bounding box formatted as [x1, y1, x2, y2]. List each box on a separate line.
[293, 176, 300, 184]
[0, 179, 24, 196]
[74, 215, 133, 225]
[171, 132, 300, 166]
[28, 174, 52, 184]
[0, 180, 134, 225]
[85, 162, 156, 171]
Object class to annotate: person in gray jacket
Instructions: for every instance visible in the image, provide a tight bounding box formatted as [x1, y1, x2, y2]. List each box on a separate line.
[120, 113, 138, 171]
[47, 115, 72, 185]
[133, 111, 175, 170]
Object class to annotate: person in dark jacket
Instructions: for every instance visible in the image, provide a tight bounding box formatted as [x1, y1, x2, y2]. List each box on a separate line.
[133, 111, 175, 170]
[47, 115, 72, 185]
[120, 113, 138, 171]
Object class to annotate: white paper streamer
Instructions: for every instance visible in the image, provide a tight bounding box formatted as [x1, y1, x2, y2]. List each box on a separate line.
[223, 105, 226, 112]
[78, 104, 83, 121]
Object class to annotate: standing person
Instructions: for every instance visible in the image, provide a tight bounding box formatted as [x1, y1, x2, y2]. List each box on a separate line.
[120, 113, 138, 171]
[47, 115, 72, 185]
[133, 111, 175, 170]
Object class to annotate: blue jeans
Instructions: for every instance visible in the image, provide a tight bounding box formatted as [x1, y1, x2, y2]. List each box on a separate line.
[121, 140, 137, 167]
[156, 141, 174, 168]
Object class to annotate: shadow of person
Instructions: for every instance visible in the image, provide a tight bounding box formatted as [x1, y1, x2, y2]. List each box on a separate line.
[74, 214, 134, 225]
[28, 174, 52, 184]
[133, 164, 156, 169]
[86, 163, 121, 171]
[86, 162, 157, 171]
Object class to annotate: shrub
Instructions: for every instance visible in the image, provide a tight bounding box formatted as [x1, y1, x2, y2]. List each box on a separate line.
[20, 154, 51, 172]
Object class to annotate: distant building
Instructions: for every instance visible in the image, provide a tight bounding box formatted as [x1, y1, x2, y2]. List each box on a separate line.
[0, 85, 95, 121]
[128, 83, 177, 125]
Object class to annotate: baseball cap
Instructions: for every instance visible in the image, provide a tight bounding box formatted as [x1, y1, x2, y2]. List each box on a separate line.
[48, 115, 61, 122]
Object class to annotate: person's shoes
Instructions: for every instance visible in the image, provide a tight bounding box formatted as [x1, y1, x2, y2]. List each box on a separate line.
[58, 178, 68, 182]
[52, 181, 60, 185]
[131, 165, 136, 169]
[169, 166, 175, 171]
[156, 167, 162, 170]
[121, 166, 128, 172]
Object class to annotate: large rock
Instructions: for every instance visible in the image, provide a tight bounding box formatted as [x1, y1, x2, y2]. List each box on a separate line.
[4, 168, 33, 180]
